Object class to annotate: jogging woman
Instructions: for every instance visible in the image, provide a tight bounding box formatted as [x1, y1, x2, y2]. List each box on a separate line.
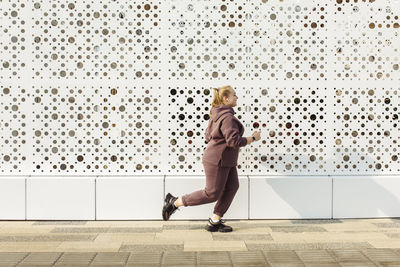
[162, 85, 261, 232]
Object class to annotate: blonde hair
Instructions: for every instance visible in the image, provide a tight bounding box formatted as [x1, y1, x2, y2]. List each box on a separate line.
[209, 85, 232, 117]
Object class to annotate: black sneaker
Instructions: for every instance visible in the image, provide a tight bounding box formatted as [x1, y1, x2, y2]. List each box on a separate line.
[162, 193, 179, 221]
[205, 218, 233, 232]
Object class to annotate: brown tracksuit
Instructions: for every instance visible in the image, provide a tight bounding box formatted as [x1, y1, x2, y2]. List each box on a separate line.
[181, 105, 247, 217]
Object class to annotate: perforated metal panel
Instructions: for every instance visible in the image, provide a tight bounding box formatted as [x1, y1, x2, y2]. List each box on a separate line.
[30, 0, 162, 80]
[0, 0, 399, 175]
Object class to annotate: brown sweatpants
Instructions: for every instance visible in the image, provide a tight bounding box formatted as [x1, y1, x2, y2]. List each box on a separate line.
[181, 162, 239, 217]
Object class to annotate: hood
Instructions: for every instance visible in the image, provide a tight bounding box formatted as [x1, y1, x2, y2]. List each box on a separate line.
[210, 105, 234, 122]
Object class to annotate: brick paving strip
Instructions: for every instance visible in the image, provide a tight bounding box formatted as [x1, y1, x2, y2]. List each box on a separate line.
[1, 249, 400, 266]
[0, 218, 399, 265]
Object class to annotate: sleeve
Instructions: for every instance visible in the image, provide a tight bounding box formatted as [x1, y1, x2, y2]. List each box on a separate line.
[205, 119, 212, 142]
[220, 116, 247, 148]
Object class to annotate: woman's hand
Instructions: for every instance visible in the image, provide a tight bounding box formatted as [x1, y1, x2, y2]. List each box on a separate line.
[252, 130, 261, 141]
[246, 130, 261, 144]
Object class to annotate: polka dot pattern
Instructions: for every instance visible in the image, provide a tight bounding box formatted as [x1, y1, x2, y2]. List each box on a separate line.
[0, 0, 398, 175]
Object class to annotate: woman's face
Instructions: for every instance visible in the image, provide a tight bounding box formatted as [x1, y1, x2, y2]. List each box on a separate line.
[224, 89, 238, 107]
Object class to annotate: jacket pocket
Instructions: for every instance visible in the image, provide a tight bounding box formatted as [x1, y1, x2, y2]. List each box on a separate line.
[219, 147, 239, 167]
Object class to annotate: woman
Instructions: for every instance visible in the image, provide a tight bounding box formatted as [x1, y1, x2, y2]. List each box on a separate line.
[162, 85, 261, 232]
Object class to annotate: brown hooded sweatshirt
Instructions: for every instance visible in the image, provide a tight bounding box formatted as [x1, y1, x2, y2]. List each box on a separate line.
[202, 105, 247, 167]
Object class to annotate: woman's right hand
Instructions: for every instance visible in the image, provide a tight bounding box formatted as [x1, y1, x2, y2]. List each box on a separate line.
[252, 131, 261, 141]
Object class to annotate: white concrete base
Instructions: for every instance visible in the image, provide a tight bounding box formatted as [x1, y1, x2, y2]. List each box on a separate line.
[26, 177, 95, 220]
[96, 176, 163, 220]
[249, 176, 332, 219]
[1, 175, 400, 220]
[165, 176, 248, 220]
[0, 177, 26, 220]
[333, 176, 400, 218]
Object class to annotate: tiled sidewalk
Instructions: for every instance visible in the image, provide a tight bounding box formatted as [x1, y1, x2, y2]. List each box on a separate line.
[0, 218, 400, 266]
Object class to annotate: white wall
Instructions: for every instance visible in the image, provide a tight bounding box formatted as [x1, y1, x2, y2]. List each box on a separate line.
[0, 1, 399, 219]
[2, 176, 400, 220]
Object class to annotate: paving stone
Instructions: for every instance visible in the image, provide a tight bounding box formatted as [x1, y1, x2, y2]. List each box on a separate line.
[303, 264, 340, 267]
[184, 241, 247, 252]
[94, 233, 155, 243]
[126, 251, 163, 265]
[163, 224, 205, 230]
[0, 252, 27, 264]
[90, 252, 130, 265]
[231, 264, 266, 267]
[0, 264, 23, 267]
[197, 251, 231, 265]
[107, 227, 163, 233]
[162, 251, 196, 266]
[0, 241, 62, 252]
[50, 227, 109, 233]
[342, 230, 389, 233]
[54, 252, 96, 266]
[0, 227, 55, 235]
[155, 230, 212, 241]
[213, 234, 273, 241]
[285, 232, 388, 242]
[0, 235, 96, 242]
[322, 222, 380, 232]
[360, 248, 400, 265]
[246, 242, 315, 251]
[91, 264, 126, 267]
[386, 233, 400, 238]
[229, 250, 266, 265]
[33, 221, 87, 225]
[267, 264, 304, 267]
[228, 222, 264, 227]
[55, 241, 121, 252]
[0, 252, 28, 260]
[328, 249, 373, 263]
[372, 223, 400, 228]
[229, 223, 276, 229]
[295, 250, 336, 263]
[50, 227, 162, 233]
[239, 224, 273, 229]
[368, 240, 400, 249]
[119, 244, 183, 252]
[309, 242, 373, 250]
[290, 220, 343, 224]
[18, 252, 62, 266]
[126, 264, 162, 267]
[247, 242, 373, 251]
[270, 226, 327, 233]
[229, 228, 272, 235]
[263, 250, 304, 265]
[3, 218, 400, 263]
[336, 263, 375, 267]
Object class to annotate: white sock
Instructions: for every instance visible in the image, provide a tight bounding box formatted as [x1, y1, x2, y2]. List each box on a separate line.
[173, 200, 178, 208]
[211, 218, 220, 223]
